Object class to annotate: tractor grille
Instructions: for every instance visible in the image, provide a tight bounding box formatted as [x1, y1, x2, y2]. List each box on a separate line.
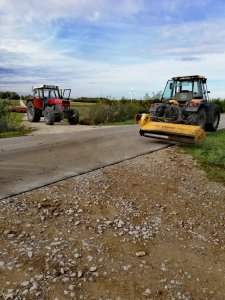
[62, 100, 70, 107]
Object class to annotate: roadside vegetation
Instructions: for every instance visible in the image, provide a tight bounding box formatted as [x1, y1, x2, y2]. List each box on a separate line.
[182, 130, 225, 183]
[0, 101, 31, 138]
[77, 101, 148, 125]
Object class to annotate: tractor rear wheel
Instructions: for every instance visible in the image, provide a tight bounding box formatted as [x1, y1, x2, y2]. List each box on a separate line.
[27, 101, 40, 122]
[205, 109, 220, 132]
[44, 106, 55, 125]
[196, 108, 207, 128]
[187, 108, 206, 128]
[68, 109, 79, 125]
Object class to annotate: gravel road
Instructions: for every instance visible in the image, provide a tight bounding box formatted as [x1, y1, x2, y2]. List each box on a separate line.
[0, 146, 225, 299]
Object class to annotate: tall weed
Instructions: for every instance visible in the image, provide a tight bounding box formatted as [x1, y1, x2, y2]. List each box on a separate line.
[0, 102, 23, 133]
[80, 102, 147, 125]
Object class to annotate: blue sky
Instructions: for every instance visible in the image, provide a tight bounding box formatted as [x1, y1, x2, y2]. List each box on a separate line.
[1, 0, 225, 98]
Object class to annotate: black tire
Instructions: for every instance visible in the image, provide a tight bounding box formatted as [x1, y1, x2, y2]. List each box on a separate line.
[68, 109, 79, 125]
[27, 101, 40, 122]
[196, 108, 207, 128]
[44, 106, 55, 125]
[55, 116, 62, 122]
[188, 108, 206, 128]
[205, 110, 220, 132]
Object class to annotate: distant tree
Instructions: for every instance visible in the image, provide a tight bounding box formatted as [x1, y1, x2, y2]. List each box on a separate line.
[143, 91, 162, 101]
[9, 92, 20, 100]
[0, 91, 20, 100]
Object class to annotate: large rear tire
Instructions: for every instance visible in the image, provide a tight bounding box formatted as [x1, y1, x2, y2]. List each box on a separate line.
[205, 109, 220, 132]
[196, 108, 207, 128]
[27, 101, 40, 122]
[188, 108, 206, 128]
[68, 109, 79, 125]
[44, 106, 55, 125]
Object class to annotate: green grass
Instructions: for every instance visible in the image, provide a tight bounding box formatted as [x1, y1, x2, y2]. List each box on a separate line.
[0, 130, 30, 139]
[0, 99, 20, 105]
[103, 119, 135, 126]
[182, 129, 225, 183]
[71, 101, 96, 107]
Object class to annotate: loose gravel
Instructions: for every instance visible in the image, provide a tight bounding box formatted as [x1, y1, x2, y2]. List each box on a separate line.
[0, 146, 225, 299]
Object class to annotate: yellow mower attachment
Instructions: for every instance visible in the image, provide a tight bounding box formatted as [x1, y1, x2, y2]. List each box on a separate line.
[135, 113, 206, 144]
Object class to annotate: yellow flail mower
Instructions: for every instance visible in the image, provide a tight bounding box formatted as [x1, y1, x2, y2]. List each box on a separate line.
[135, 113, 206, 144]
[136, 75, 220, 144]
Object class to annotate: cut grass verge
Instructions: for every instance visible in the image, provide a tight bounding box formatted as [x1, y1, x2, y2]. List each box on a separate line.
[0, 130, 31, 139]
[181, 129, 225, 183]
[103, 119, 135, 126]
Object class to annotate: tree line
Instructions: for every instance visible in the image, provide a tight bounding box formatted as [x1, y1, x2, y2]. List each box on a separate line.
[0, 91, 20, 100]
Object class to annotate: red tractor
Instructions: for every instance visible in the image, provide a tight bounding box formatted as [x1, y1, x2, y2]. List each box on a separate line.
[26, 85, 79, 125]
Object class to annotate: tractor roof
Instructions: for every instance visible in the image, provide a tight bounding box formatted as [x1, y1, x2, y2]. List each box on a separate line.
[32, 84, 59, 91]
[172, 75, 207, 82]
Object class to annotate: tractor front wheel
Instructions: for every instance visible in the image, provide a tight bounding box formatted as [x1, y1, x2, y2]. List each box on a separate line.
[55, 116, 62, 122]
[27, 101, 40, 122]
[44, 106, 55, 125]
[68, 109, 79, 125]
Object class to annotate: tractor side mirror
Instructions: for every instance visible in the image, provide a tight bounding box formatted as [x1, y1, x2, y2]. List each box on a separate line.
[207, 91, 210, 93]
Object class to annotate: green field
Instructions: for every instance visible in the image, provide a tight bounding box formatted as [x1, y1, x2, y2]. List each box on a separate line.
[70, 101, 96, 123]
[182, 129, 225, 183]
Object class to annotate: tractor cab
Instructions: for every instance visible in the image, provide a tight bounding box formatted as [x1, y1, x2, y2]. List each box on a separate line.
[33, 85, 71, 106]
[161, 75, 210, 103]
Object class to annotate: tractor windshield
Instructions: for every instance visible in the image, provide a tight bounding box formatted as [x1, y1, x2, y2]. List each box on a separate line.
[34, 89, 60, 99]
[42, 89, 60, 99]
[161, 78, 205, 101]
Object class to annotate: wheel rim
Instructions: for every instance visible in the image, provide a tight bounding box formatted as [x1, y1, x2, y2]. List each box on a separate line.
[28, 103, 34, 118]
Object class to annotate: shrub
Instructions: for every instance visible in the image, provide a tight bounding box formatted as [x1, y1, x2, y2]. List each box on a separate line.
[210, 99, 225, 113]
[80, 101, 149, 125]
[0, 102, 24, 133]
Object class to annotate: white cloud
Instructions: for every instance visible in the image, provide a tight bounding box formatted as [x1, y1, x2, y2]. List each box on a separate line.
[1, 0, 225, 98]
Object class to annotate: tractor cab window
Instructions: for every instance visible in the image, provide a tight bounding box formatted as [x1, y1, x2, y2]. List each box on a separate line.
[43, 90, 51, 99]
[161, 80, 173, 101]
[193, 81, 198, 94]
[34, 90, 41, 98]
[42, 89, 60, 100]
[176, 81, 192, 93]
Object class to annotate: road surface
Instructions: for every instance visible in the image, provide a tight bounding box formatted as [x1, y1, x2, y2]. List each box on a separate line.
[0, 125, 172, 199]
[0, 115, 224, 200]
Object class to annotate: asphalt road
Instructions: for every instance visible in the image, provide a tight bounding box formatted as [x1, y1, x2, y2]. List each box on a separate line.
[0, 115, 224, 200]
[0, 125, 172, 199]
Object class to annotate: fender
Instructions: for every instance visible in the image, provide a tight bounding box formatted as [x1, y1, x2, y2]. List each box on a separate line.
[27, 98, 43, 110]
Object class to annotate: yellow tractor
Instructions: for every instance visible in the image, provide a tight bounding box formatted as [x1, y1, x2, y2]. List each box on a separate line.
[136, 75, 220, 144]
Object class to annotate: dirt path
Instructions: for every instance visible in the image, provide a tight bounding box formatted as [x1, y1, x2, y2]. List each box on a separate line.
[0, 146, 225, 299]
